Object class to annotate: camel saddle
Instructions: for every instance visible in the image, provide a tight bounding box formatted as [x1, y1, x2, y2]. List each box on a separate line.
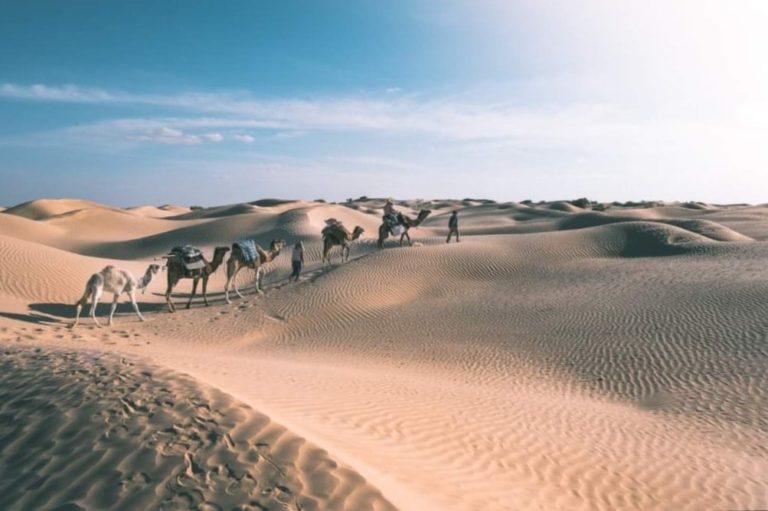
[233, 239, 258, 263]
[384, 213, 405, 235]
[169, 245, 206, 271]
[322, 221, 350, 239]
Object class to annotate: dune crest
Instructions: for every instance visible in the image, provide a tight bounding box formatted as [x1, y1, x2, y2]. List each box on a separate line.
[0, 346, 394, 511]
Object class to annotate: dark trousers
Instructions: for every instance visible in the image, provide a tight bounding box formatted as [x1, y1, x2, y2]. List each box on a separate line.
[291, 260, 302, 280]
[446, 227, 460, 243]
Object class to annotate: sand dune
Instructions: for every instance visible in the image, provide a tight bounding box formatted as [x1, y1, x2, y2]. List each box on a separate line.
[127, 204, 192, 218]
[0, 346, 393, 511]
[546, 200, 584, 212]
[1, 197, 766, 510]
[4, 198, 121, 220]
[0, 234, 153, 306]
[558, 213, 753, 243]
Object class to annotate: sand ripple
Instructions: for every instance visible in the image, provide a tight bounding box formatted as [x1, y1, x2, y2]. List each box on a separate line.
[0, 346, 394, 511]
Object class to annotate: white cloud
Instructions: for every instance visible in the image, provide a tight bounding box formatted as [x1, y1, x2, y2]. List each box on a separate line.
[1, 79, 767, 203]
[233, 134, 255, 143]
[129, 126, 223, 145]
[0, 83, 120, 103]
[1, 81, 765, 147]
[202, 132, 223, 143]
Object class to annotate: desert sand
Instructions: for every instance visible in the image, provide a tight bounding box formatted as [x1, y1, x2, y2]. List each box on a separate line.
[1, 197, 767, 510]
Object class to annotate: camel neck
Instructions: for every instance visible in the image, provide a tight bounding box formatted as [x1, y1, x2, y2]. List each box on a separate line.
[138, 270, 154, 289]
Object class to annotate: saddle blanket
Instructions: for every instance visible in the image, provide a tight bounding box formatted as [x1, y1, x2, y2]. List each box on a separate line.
[234, 239, 258, 263]
[391, 225, 406, 236]
[169, 245, 206, 271]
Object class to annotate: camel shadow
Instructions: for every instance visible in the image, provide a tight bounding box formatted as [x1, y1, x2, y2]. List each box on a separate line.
[24, 301, 168, 321]
[0, 311, 59, 326]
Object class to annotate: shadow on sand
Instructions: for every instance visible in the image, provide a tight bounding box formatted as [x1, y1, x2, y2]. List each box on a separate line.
[0, 301, 170, 326]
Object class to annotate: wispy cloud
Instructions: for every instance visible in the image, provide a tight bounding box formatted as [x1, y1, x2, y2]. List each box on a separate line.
[1, 82, 766, 191]
[129, 126, 224, 145]
[233, 133, 255, 143]
[0, 82, 653, 141]
[0, 83, 121, 103]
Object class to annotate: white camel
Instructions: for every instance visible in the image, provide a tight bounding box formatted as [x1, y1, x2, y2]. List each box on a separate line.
[72, 264, 160, 328]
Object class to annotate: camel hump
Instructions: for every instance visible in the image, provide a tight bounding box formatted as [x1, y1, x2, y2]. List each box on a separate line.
[324, 223, 350, 238]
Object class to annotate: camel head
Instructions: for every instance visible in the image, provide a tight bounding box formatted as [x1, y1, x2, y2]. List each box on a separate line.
[352, 226, 365, 239]
[213, 246, 231, 257]
[269, 239, 286, 253]
[140, 263, 162, 293]
[414, 209, 432, 226]
[208, 246, 231, 273]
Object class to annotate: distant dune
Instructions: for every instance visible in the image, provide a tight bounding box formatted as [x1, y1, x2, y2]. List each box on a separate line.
[1, 197, 766, 510]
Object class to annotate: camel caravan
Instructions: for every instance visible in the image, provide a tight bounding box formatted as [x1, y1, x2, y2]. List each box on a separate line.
[71, 201, 432, 327]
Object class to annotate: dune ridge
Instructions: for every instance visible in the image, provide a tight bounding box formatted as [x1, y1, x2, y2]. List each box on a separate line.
[0, 345, 394, 511]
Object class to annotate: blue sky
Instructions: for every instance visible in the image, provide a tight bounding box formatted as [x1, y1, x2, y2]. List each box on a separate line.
[1, 1, 767, 206]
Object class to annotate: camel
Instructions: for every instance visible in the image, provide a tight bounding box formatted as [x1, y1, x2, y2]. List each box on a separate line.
[224, 239, 285, 303]
[377, 209, 432, 248]
[164, 246, 230, 312]
[72, 264, 160, 328]
[322, 223, 364, 267]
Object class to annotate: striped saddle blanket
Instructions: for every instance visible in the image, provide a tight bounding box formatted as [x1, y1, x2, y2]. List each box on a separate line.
[234, 239, 258, 263]
[169, 245, 206, 271]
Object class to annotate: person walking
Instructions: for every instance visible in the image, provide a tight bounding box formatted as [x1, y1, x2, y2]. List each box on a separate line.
[446, 210, 460, 243]
[291, 241, 304, 282]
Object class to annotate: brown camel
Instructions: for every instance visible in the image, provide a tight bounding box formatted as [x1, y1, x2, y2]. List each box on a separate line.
[163, 246, 230, 312]
[322, 224, 364, 267]
[377, 209, 432, 248]
[224, 239, 285, 303]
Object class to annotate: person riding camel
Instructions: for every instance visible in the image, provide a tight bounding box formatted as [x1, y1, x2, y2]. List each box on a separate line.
[383, 199, 401, 232]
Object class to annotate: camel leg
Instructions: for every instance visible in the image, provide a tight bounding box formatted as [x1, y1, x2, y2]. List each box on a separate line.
[254, 267, 264, 295]
[72, 287, 91, 329]
[186, 278, 199, 309]
[90, 288, 103, 327]
[224, 258, 237, 304]
[129, 291, 145, 322]
[166, 287, 175, 313]
[73, 302, 82, 329]
[377, 225, 388, 249]
[231, 266, 245, 299]
[202, 276, 210, 306]
[108, 293, 119, 326]
[342, 244, 350, 263]
[166, 272, 178, 313]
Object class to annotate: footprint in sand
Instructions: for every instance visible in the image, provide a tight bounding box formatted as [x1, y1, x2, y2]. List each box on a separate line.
[120, 471, 150, 494]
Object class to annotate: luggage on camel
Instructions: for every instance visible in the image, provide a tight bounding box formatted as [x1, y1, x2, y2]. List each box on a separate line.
[168, 245, 206, 271]
[383, 213, 405, 235]
[323, 218, 351, 238]
[233, 239, 258, 263]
